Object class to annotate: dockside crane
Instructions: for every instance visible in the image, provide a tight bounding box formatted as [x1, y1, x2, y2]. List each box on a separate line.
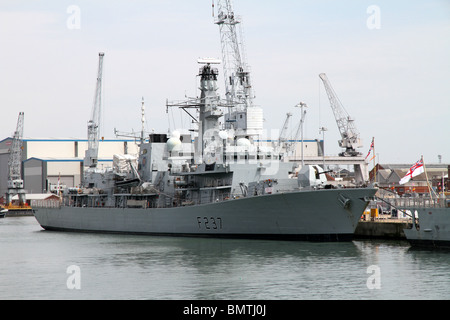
[84, 52, 104, 168]
[278, 112, 292, 148]
[319, 73, 362, 157]
[5, 112, 26, 208]
[214, 0, 252, 108]
[214, 0, 263, 137]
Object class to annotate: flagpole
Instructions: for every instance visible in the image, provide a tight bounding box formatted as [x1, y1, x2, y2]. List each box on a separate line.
[366, 137, 376, 183]
[422, 155, 435, 199]
[373, 138, 376, 183]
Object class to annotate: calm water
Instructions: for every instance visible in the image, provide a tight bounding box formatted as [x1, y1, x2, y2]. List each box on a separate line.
[0, 216, 449, 300]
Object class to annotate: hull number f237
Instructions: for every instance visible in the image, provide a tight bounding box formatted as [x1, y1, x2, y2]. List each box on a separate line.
[197, 216, 223, 230]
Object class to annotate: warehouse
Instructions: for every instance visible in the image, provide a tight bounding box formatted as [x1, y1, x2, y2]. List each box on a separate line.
[0, 138, 139, 195]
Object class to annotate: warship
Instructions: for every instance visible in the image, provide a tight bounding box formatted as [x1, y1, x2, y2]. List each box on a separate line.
[401, 198, 450, 248]
[33, 60, 377, 241]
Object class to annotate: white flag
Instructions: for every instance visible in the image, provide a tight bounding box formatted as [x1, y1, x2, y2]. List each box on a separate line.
[399, 158, 424, 185]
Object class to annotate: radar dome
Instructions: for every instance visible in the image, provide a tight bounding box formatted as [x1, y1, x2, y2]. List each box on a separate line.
[236, 138, 251, 147]
[171, 130, 181, 139]
[219, 130, 228, 140]
[167, 137, 181, 151]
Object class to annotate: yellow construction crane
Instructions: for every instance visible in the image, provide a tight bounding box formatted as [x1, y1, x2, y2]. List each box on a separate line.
[1, 112, 32, 216]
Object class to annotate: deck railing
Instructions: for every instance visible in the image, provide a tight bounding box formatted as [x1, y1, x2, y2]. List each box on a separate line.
[30, 199, 61, 208]
[379, 196, 449, 209]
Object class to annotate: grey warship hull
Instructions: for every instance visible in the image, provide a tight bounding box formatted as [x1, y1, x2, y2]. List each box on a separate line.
[34, 188, 376, 241]
[403, 207, 450, 248]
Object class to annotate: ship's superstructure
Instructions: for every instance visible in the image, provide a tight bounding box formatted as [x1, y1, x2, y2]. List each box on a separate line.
[64, 60, 303, 210]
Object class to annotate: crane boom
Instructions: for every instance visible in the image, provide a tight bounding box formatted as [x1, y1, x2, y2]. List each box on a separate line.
[8, 112, 24, 183]
[319, 73, 362, 157]
[84, 52, 104, 168]
[214, 0, 263, 137]
[6, 112, 25, 206]
[278, 112, 292, 145]
[214, 0, 251, 108]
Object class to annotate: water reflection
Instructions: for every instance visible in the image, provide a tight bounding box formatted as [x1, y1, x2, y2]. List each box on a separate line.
[2, 217, 450, 299]
[90, 237, 368, 299]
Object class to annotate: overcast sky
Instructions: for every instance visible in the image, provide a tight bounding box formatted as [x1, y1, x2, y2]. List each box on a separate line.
[1, 0, 449, 164]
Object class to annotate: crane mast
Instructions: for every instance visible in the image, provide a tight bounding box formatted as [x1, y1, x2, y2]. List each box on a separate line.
[214, 0, 262, 137]
[278, 112, 292, 146]
[6, 112, 25, 206]
[319, 73, 362, 157]
[84, 52, 104, 168]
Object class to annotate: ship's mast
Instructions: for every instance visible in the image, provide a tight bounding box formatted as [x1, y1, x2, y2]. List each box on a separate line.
[140, 97, 146, 143]
[166, 58, 230, 165]
[114, 97, 148, 144]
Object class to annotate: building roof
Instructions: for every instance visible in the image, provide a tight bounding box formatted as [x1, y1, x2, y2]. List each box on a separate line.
[12, 193, 60, 200]
[381, 163, 449, 170]
[370, 163, 449, 186]
[1, 137, 138, 143]
[24, 157, 112, 163]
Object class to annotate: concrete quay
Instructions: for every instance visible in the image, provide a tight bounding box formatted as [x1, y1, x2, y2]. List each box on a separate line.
[354, 219, 411, 240]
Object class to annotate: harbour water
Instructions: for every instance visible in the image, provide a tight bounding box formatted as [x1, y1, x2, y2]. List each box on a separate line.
[1, 216, 449, 300]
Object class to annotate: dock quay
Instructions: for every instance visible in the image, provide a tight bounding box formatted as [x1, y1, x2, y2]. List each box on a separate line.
[355, 194, 449, 240]
[354, 199, 413, 240]
[354, 219, 411, 240]
[4, 209, 34, 217]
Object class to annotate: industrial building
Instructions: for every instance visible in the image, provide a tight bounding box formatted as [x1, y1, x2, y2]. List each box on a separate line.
[0, 137, 139, 197]
[370, 163, 449, 196]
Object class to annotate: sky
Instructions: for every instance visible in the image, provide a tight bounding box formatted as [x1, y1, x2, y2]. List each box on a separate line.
[0, 0, 449, 164]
